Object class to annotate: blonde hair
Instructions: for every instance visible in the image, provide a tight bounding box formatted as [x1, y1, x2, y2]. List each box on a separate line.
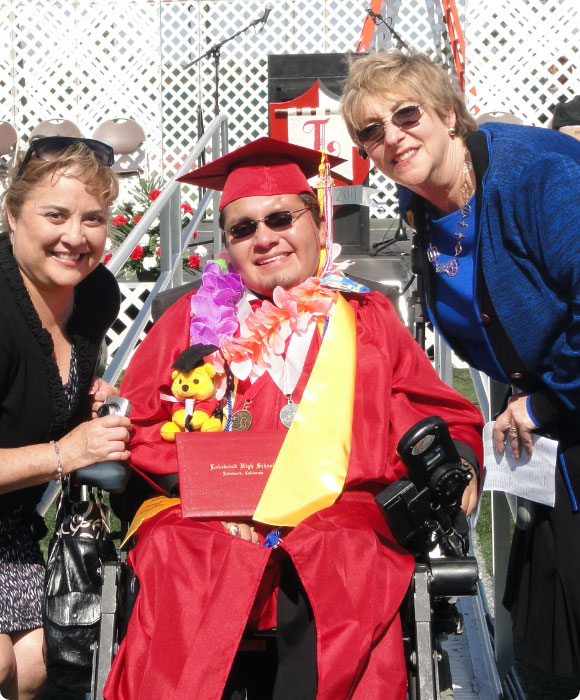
[2, 141, 119, 228]
[340, 50, 477, 141]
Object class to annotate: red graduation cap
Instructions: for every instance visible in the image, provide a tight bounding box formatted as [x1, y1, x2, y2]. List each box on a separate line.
[177, 136, 345, 210]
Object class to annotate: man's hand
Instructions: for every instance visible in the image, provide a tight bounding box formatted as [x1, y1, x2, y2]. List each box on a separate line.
[89, 377, 121, 419]
[461, 468, 479, 516]
[493, 394, 536, 459]
[221, 521, 259, 544]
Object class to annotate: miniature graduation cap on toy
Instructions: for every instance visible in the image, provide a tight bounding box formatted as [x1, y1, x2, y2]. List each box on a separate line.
[172, 344, 218, 373]
[177, 136, 345, 210]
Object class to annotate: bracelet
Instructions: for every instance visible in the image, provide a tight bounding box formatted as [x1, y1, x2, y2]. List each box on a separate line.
[50, 440, 63, 482]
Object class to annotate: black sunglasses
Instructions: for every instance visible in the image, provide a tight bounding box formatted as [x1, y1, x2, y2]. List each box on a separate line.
[355, 103, 423, 146]
[17, 136, 115, 176]
[225, 206, 313, 240]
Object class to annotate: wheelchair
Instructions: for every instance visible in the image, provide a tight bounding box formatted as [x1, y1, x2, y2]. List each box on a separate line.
[72, 416, 482, 700]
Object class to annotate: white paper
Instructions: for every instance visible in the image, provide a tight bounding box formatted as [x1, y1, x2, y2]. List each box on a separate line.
[482, 421, 558, 507]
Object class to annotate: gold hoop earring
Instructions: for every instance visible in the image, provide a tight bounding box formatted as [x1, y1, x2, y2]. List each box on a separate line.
[448, 126, 457, 137]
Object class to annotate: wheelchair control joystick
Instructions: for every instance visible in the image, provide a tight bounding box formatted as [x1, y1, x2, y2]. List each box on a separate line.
[74, 395, 132, 493]
[96, 395, 132, 419]
[375, 415, 473, 558]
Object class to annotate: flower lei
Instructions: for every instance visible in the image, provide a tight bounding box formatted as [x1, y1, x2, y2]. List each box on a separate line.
[189, 256, 347, 386]
[189, 260, 244, 348]
[221, 277, 337, 381]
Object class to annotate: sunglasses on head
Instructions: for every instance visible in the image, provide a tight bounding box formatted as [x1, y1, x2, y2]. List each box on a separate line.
[355, 103, 424, 147]
[225, 206, 313, 241]
[17, 136, 115, 177]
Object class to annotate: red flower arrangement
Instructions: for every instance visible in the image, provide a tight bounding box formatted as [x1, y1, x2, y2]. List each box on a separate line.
[107, 175, 204, 280]
[187, 254, 201, 270]
[130, 245, 144, 261]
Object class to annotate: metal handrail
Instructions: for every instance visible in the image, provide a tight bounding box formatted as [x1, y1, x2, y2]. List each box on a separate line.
[103, 115, 228, 386]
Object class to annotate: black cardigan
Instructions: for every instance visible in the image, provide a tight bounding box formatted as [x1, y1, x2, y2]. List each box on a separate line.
[0, 233, 120, 512]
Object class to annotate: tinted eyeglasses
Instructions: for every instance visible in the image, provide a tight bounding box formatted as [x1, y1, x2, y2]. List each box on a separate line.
[225, 206, 313, 241]
[17, 136, 115, 177]
[355, 103, 423, 146]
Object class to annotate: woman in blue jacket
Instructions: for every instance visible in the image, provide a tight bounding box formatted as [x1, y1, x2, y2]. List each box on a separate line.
[341, 49, 580, 683]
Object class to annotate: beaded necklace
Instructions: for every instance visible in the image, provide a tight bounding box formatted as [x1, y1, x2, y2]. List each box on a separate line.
[426, 149, 474, 277]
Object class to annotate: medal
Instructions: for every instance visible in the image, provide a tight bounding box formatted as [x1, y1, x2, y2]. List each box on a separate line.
[280, 399, 298, 428]
[231, 407, 252, 431]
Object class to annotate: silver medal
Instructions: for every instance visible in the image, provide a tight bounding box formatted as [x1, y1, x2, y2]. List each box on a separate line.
[280, 401, 298, 428]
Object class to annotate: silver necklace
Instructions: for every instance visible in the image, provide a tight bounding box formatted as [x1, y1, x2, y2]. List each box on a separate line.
[426, 150, 473, 277]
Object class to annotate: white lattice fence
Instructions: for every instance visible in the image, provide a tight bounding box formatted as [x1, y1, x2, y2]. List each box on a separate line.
[465, 0, 580, 124]
[1, 0, 577, 221]
[105, 282, 155, 364]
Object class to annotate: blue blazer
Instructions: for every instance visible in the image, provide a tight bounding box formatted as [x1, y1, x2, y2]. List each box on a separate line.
[400, 123, 580, 501]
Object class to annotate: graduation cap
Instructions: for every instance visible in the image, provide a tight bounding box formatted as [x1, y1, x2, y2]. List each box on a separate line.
[177, 137, 345, 210]
[172, 344, 218, 373]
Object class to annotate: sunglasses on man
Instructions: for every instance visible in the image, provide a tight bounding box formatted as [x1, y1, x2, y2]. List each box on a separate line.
[225, 206, 313, 241]
[17, 136, 114, 176]
[355, 103, 423, 157]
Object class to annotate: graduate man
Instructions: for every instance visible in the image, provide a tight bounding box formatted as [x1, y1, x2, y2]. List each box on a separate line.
[105, 137, 483, 700]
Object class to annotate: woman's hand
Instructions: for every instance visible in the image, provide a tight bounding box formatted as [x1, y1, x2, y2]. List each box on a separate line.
[58, 415, 131, 474]
[493, 394, 536, 459]
[88, 377, 121, 419]
[221, 521, 259, 544]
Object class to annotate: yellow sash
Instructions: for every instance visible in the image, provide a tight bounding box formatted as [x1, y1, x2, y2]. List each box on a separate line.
[121, 495, 181, 548]
[253, 294, 356, 526]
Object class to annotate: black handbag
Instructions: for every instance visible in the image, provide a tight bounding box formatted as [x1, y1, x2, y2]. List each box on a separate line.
[43, 485, 118, 692]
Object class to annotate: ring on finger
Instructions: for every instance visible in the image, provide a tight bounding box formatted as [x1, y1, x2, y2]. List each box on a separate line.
[508, 427, 518, 437]
[228, 525, 241, 537]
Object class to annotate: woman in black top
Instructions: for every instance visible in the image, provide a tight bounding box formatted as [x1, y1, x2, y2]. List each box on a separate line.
[0, 137, 131, 699]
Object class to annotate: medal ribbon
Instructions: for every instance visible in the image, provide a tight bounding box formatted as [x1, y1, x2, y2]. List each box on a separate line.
[267, 323, 316, 397]
[253, 294, 356, 526]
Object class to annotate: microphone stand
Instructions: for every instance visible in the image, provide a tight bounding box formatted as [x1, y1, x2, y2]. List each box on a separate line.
[183, 7, 269, 215]
[367, 9, 410, 51]
[183, 10, 269, 119]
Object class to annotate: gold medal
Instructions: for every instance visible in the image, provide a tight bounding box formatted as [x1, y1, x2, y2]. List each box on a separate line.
[231, 407, 252, 431]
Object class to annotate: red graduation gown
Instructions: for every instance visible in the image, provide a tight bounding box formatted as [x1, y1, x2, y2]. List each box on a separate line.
[105, 291, 483, 700]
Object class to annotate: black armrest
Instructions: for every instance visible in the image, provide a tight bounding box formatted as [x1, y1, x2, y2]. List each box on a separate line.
[428, 557, 479, 597]
[73, 461, 131, 494]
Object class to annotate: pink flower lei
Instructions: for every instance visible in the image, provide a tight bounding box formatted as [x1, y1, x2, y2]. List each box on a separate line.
[189, 260, 340, 382]
[222, 278, 337, 380]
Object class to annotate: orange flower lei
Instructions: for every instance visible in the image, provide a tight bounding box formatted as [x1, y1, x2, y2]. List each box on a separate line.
[220, 277, 338, 381]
